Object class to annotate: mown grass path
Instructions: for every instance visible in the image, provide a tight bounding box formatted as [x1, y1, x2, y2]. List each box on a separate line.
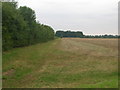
[3, 38, 118, 88]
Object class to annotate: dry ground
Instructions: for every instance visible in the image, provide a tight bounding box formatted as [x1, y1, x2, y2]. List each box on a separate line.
[3, 38, 118, 88]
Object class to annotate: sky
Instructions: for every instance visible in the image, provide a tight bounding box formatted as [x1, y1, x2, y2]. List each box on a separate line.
[18, 0, 118, 35]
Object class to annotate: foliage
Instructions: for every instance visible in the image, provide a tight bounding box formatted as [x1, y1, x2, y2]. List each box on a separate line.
[84, 34, 120, 38]
[55, 31, 119, 38]
[56, 31, 84, 38]
[2, 2, 54, 51]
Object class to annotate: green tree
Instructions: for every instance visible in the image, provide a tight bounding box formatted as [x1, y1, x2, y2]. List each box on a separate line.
[2, 2, 55, 51]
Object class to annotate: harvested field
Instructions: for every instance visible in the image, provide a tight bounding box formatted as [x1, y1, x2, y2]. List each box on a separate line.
[3, 38, 118, 88]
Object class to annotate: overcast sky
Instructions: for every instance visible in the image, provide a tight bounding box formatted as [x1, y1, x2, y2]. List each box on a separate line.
[18, 0, 118, 35]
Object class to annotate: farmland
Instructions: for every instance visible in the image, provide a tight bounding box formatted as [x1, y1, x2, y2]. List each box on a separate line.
[2, 38, 118, 88]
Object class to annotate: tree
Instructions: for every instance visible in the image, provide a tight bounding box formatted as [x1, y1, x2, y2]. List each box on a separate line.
[2, 2, 55, 51]
[55, 31, 84, 38]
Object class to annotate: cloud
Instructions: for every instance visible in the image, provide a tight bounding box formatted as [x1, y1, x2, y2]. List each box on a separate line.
[18, 0, 118, 35]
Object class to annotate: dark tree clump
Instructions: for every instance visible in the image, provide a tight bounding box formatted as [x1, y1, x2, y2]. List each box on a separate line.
[56, 31, 84, 38]
[2, 2, 55, 51]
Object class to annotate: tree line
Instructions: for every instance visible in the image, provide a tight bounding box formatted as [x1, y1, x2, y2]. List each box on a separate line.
[55, 31, 119, 38]
[83, 35, 120, 38]
[2, 2, 54, 51]
[56, 31, 84, 38]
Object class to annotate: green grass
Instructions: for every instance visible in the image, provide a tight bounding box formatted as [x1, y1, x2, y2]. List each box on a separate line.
[2, 38, 118, 88]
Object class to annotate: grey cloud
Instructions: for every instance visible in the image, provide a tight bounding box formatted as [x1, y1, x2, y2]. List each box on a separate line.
[18, 0, 118, 35]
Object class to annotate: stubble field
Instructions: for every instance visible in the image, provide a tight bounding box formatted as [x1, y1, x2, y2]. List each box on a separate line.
[3, 38, 118, 88]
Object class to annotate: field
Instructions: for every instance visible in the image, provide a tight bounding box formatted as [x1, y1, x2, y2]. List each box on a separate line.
[2, 38, 118, 88]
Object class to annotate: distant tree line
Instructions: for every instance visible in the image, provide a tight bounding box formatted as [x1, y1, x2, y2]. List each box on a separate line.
[55, 31, 119, 38]
[56, 31, 84, 38]
[83, 35, 120, 38]
[2, 2, 54, 51]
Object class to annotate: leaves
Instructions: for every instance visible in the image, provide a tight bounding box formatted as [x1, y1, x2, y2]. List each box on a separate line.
[2, 2, 54, 51]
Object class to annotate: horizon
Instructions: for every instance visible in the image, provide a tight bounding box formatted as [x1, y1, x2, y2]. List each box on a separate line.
[55, 30, 119, 35]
